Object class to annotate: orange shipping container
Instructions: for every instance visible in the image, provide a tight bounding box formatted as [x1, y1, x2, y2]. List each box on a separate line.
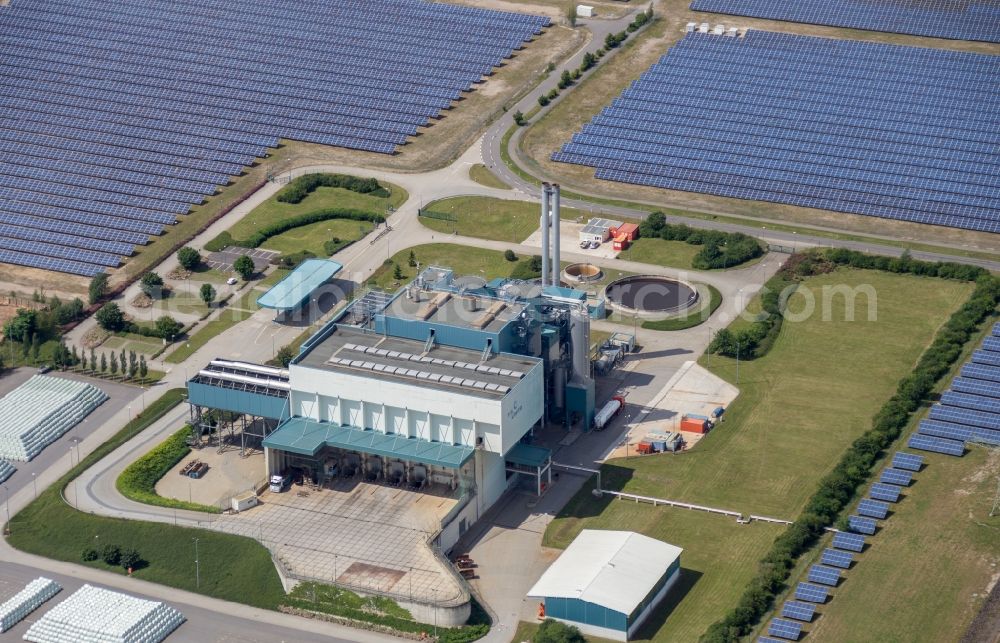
[681, 417, 710, 433]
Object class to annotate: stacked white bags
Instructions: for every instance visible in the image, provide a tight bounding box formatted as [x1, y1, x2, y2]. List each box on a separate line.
[0, 460, 14, 484]
[0, 577, 61, 633]
[0, 376, 107, 461]
[24, 584, 185, 643]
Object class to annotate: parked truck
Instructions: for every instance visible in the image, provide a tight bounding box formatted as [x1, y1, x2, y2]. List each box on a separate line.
[594, 396, 626, 430]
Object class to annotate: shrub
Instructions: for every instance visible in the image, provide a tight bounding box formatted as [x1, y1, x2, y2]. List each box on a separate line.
[101, 544, 121, 566]
[200, 283, 216, 307]
[120, 548, 141, 570]
[547, 88, 559, 100]
[513, 110, 526, 126]
[535, 619, 585, 643]
[116, 426, 219, 513]
[504, 249, 517, 262]
[276, 346, 295, 367]
[510, 255, 543, 280]
[537, 95, 550, 107]
[274, 250, 317, 269]
[276, 173, 385, 204]
[88, 272, 109, 305]
[176, 247, 201, 270]
[139, 272, 164, 298]
[95, 303, 125, 332]
[154, 316, 183, 341]
[233, 255, 255, 280]
[81, 548, 99, 562]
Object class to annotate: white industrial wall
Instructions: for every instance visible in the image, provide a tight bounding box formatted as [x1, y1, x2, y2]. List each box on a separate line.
[288, 361, 543, 456]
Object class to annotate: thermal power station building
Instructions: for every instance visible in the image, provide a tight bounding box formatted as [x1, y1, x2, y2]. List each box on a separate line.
[186, 185, 599, 549]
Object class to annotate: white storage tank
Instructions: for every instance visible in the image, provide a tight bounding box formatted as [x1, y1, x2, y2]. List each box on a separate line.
[576, 4, 593, 18]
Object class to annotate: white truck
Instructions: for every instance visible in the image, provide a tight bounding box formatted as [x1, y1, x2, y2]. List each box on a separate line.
[269, 473, 291, 493]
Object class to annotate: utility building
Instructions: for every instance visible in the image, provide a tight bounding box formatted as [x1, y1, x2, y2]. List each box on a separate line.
[528, 530, 683, 641]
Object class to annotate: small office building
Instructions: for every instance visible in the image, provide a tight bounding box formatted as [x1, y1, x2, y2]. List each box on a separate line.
[527, 530, 682, 641]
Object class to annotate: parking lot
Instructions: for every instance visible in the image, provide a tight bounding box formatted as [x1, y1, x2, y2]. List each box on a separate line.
[209, 479, 466, 605]
[204, 247, 278, 273]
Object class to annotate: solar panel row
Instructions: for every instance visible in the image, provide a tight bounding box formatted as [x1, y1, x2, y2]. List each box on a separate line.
[688, 0, 1000, 44]
[795, 582, 829, 603]
[768, 617, 802, 640]
[869, 483, 901, 503]
[891, 452, 924, 472]
[918, 419, 1000, 448]
[0, 0, 548, 275]
[821, 548, 854, 569]
[907, 434, 965, 457]
[808, 564, 841, 587]
[848, 516, 877, 535]
[552, 31, 1000, 237]
[880, 468, 913, 487]
[781, 600, 816, 622]
[857, 499, 890, 520]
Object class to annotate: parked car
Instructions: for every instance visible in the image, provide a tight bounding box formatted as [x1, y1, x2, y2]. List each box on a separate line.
[269, 473, 291, 493]
[38, 365, 52, 374]
[226, 277, 238, 285]
[591, 240, 601, 249]
[579, 240, 590, 249]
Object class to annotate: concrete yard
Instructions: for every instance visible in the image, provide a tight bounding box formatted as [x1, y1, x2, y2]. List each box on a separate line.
[209, 480, 466, 606]
[521, 220, 621, 260]
[605, 361, 739, 460]
[156, 445, 266, 509]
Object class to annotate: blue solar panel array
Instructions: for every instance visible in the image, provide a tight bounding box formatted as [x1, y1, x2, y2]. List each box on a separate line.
[688, 0, 1000, 43]
[808, 564, 841, 587]
[768, 618, 802, 640]
[848, 515, 877, 535]
[880, 468, 913, 487]
[857, 499, 890, 520]
[869, 482, 902, 503]
[551, 30, 1000, 235]
[0, 0, 548, 276]
[891, 451, 924, 472]
[781, 600, 816, 623]
[821, 548, 854, 569]
[795, 582, 829, 604]
[908, 434, 966, 456]
[832, 530, 866, 552]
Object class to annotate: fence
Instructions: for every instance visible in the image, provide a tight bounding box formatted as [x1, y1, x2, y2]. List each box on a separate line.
[597, 489, 793, 525]
[417, 209, 458, 222]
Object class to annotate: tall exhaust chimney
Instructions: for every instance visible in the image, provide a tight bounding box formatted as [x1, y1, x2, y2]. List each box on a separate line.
[540, 183, 551, 288]
[551, 184, 561, 287]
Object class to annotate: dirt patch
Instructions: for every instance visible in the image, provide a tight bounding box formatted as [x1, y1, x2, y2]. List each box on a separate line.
[81, 327, 110, 350]
[131, 293, 153, 309]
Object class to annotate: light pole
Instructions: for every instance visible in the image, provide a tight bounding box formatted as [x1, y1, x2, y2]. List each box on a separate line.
[736, 341, 740, 384]
[3, 484, 9, 535]
[31, 472, 37, 500]
[193, 538, 200, 589]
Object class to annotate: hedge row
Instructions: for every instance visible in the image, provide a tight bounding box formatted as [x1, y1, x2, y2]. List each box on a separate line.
[639, 213, 765, 270]
[275, 173, 386, 204]
[700, 259, 1000, 642]
[208, 208, 385, 251]
[115, 426, 221, 514]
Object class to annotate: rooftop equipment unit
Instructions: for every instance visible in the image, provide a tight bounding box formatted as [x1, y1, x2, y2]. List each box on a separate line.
[686, 22, 696, 33]
[726, 27, 739, 37]
[713, 24, 725, 35]
[699, 22, 710, 33]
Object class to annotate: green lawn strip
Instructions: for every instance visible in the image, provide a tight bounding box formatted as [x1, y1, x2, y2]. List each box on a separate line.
[164, 307, 253, 364]
[749, 301, 1000, 642]
[231, 288, 263, 312]
[621, 237, 701, 269]
[257, 268, 292, 288]
[285, 583, 489, 643]
[469, 164, 511, 190]
[641, 285, 722, 331]
[545, 266, 975, 641]
[544, 480, 784, 641]
[116, 426, 220, 514]
[261, 218, 374, 256]
[366, 243, 520, 291]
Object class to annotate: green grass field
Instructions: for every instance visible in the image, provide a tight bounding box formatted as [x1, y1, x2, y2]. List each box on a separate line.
[544, 268, 973, 641]
[469, 164, 511, 190]
[419, 196, 597, 243]
[227, 182, 406, 242]
[261, 218, 375, 256]
[164, 306, 254, 364]
[621, 237, 701, 270]
[366, 243, 521, 291]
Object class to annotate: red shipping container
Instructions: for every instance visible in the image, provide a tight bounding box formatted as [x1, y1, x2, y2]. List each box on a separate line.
[636, 441, 655, 455]
[681, 416, 710, 433]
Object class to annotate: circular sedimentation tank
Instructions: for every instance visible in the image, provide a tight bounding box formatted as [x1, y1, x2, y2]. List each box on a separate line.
[563, 262, 604, 284]
[605, 275, 699, 317]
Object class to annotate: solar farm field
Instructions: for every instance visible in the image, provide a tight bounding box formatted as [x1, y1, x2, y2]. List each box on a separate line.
[0, 0, 551, 277]
[689, 0, 1000, 43]
[552, 31, 1000, 234]
[545, 268, 973, 640]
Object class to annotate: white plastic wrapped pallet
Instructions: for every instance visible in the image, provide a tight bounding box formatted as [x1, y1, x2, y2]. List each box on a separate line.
[0, 577, 60, 633]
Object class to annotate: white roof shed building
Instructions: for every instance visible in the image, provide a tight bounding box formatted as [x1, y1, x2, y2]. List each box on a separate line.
[527, 530, 682, 641]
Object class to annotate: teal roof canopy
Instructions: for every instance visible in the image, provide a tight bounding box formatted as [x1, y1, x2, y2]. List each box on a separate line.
[263, 416, 474, 468]
[505, 442, 551, 468]
[257, 259, 343, 310]
[543, 285, 587, 302]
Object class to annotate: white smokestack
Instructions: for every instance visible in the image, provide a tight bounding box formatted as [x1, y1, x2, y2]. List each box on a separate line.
[540, 183, 550, 288]
[551, 184, 561, 287]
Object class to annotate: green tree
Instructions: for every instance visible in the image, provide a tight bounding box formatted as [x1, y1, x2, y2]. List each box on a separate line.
[139, 272, 164, 298]
[537, 95, 550, 107]
[504, 249, 517, 262]
[155, 316, 183, 341]
[109, 351, 119, 376]
[513, 110, 526, 126]
[101, 544, 121, 566]
[88, 272, 109, 305]
[100, 352, 108, 374]
[276, 345, 295, 367]
[90, 348, 97, 372]
[119, 349, 126, 376]
[534, 619, 585, 643]
[120, 548, 141, 571]
[30, 333, 40, 363]
[200, 283, 216, 307]
[233, 255, 255, 281]
[139, 356, 148, 381]
[581, 51, 596, 71]
[71, 345, 79, 367]
[2, 308, 36, 344]
[407, 250, 417, 267]
[176, 246, 201, 271]
[566, 2, 577, 26]
[558, 69, 573, 89]
[95, 303, 125, 332]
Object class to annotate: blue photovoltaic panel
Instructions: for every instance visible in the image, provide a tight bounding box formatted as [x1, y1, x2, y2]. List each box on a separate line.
[972, 351, 1000, 368]
[759, 638, 785, 643]
[832, 531, 866, 552]
[808, 564, 841, 587]
[821, 548, 854, 569]
[870, 483, 902, 503]
[951, 378, 1000, 400]
[768, 618, 802, 641]
[688, 0, 1000, 43]
[880, 468, 913, 487]
[781, 601, 816, 623]
[962, 363, 1000, 384]
[848, 515, 877, 535]
[858, 499, 890, 520]
[891, 452, 924, 472]
[919, 418, 1000, 447]
[795, 582, 829, 603]
[908, 434, 966, 457]
[552, 31, 1000, 236]
[942, 391, 1000, 415]
[0, 0, 549, 276]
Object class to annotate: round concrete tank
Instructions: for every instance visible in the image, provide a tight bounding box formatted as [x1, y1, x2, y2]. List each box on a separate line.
[604, 275, 699, 318]
[563, 263, 604, 284]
